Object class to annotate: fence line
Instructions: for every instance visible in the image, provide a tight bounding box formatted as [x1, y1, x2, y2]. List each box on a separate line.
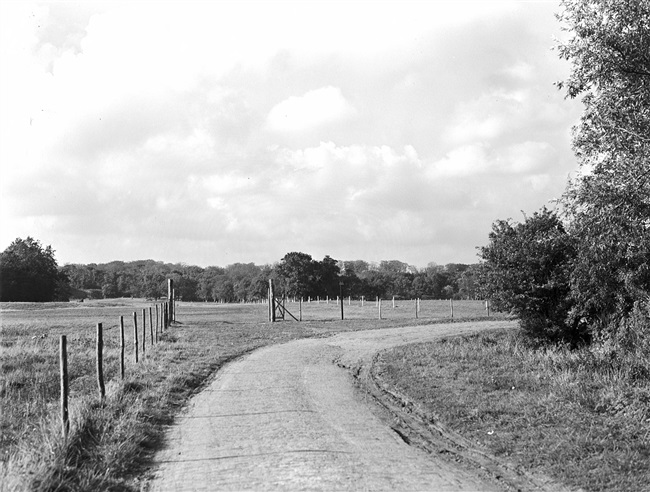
[59, 300, 172, 439]
[58, 293, 490, 439]
[266, 296, 490, 323]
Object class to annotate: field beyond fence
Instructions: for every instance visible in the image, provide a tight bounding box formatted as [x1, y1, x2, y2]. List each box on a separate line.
[0, 297, 500, 490]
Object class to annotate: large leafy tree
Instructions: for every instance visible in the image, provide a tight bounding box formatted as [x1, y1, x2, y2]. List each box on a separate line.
[312, 255, 341, 298]
[556, 0, 650, 333]
[276, 252, 316, 298]
[0, 237, 68, 301]
[478, 209, 581, 343]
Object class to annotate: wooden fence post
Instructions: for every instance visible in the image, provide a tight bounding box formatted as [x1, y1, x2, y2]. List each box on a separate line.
[59, 335, 69, 440]
[96, 323, 105, 400]
[266, 292, 269, 321]
[269, 279, 276, 322]
[415, 299, 418, 319]
[168, 279, 174, 324]
[133, 312, 139, 363]
[120, 316, 125, 380]
[149, 307, 154, 345]
[142, 308, 146, 356]
[155, 304, 159, 342]
[299, 298, 302, 322]
[450, 298, 454, 318]
[378, 299, 382, 320]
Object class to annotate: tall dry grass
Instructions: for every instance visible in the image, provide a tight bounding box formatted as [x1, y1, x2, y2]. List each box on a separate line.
[374, 315, 650, 492]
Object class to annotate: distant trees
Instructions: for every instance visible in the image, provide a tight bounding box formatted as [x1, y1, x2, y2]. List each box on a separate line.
[0, 237, 69, 302]
[0, 237, 479, 304]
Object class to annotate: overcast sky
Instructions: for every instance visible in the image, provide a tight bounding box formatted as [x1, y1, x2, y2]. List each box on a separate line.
[0, 1, 583, 268]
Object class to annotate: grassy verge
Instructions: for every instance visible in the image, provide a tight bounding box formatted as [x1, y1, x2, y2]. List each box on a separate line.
[373, 329, 650, 492]
[1, 299, 501, 491]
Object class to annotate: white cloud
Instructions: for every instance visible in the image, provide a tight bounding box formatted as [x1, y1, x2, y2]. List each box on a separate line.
[444, 90, 528, 145]
[499, 141, 555, 174]
[202, 174, 256, 195]
[503, 61, 535, 80]
[266, 87, 357, 133]
[427, 145, 490, 178]
[427, 141, 557, 179]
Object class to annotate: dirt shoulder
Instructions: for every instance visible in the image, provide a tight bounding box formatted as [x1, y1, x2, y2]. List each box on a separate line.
[147, 321, 518, 491]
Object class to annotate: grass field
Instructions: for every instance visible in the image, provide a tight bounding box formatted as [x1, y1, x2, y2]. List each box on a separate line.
[0, 298, 498, 491]
[374, 329, 650, 492]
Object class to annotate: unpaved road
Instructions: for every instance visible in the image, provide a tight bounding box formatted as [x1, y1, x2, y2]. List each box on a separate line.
[149, 321, 516, 491]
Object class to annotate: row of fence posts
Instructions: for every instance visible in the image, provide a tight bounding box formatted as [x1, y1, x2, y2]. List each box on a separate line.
[267, 279, 490, 322]
[59, 280, 176, 439]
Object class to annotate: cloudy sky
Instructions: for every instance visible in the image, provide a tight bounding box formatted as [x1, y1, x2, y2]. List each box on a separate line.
[0, 1, 583, 268]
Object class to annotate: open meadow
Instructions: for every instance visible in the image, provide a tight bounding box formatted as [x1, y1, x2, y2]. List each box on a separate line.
[0, 298, 498, 491]
[3, 297, 646, 492]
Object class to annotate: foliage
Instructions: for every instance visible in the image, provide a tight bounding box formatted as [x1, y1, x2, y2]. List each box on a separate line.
[556, 0, 650, 336]
[275, 253, 347, 299]
[478, 209, 582, 343]
[481, 1, 650, 345]
[0, 237, 68, 302]
[275, 252, 318, 297]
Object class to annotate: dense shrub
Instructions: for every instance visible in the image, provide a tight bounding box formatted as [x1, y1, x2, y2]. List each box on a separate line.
[478, 208, 584, 344]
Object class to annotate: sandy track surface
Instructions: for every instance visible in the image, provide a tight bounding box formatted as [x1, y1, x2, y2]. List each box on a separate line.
[149, 321, 516, 491]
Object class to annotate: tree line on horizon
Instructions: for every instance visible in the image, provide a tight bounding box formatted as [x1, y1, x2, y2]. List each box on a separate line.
[0, 238, 480, 303]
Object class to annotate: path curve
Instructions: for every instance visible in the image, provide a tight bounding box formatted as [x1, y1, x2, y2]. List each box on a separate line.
[149, 321, 516, 491]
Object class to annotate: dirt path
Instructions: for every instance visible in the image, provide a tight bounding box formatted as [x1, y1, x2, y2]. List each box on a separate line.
[148, 321, 516, 491]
